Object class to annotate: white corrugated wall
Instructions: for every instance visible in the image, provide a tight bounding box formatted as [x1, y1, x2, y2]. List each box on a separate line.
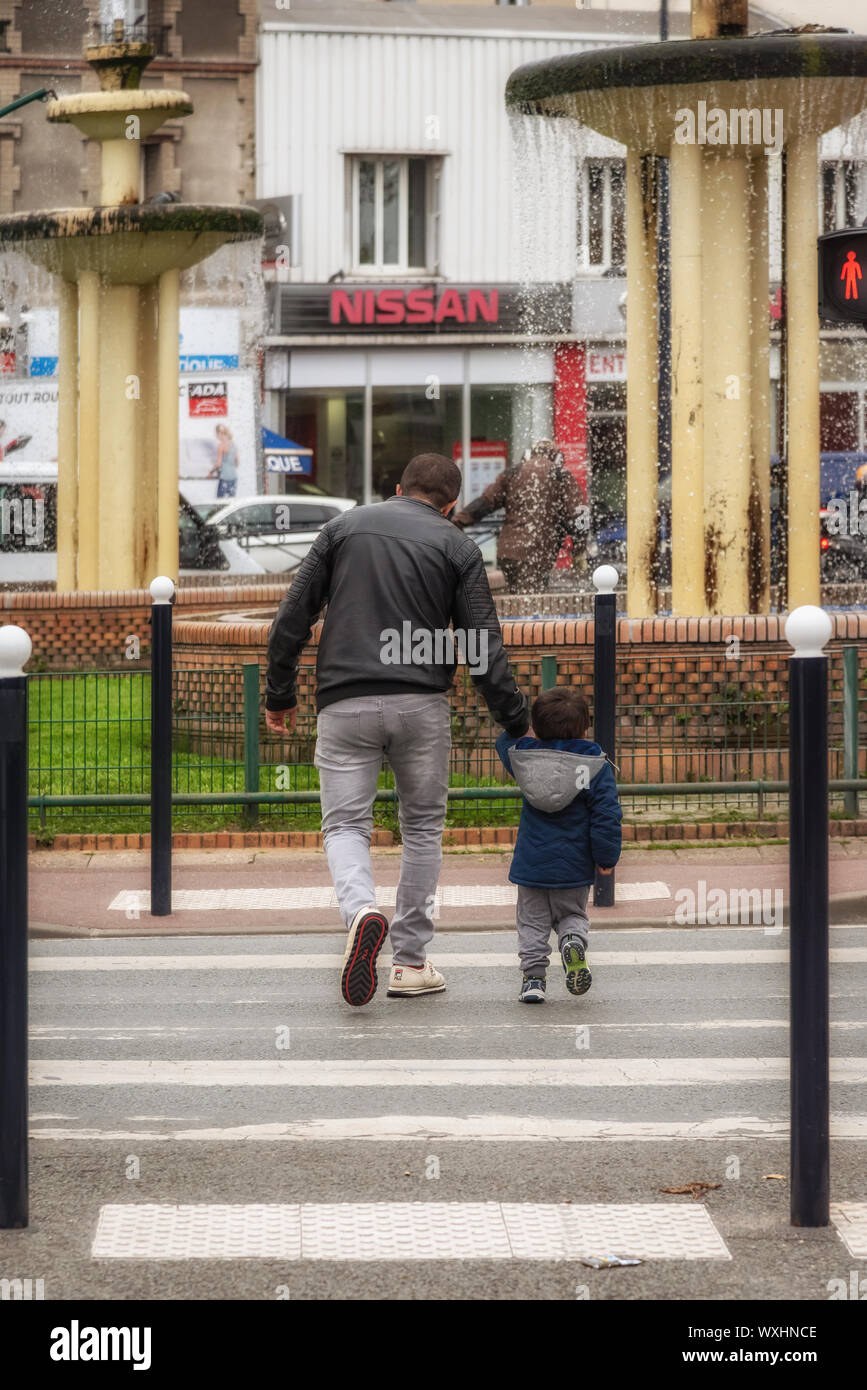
[257, 26, 622, 284]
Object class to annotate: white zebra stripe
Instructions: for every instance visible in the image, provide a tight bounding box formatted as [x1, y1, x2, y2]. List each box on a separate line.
[27, 947, 867, 971]
[29, 1114, 867, 1142]
[107, 882, 671, 912]
[28, 1057, 867, 1087]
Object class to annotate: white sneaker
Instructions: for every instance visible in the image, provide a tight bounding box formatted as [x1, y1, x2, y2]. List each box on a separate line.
[340, 907, 389, 1007]
[387, 960, 446, 998]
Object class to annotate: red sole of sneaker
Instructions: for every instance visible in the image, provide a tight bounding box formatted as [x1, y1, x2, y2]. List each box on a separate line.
[341, 913, 388, 1007]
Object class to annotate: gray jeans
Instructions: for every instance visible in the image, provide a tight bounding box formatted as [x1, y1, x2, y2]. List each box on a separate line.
[314, 692, 451, 966]
[516, 884, 591, 974]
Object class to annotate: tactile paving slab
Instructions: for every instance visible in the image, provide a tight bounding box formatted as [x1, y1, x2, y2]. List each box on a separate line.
[299, 1202, 512, 1261]
[92, 1204, 302, 1261]
[91, 1202, 730, 1262]
[831, 1202, 867, 1258]
[502, 1202, 731, 1261]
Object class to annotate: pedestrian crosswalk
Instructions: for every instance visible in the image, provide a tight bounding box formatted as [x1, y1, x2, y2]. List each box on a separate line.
[25, 925, 867, 1277]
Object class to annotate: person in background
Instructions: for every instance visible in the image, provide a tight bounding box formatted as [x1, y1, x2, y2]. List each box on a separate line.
[208, 424, 238, 498]
[452, 439, 587, 592]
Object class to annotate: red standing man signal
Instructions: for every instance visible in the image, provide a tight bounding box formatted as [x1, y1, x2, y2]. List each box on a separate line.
[842, 250, 862, 300]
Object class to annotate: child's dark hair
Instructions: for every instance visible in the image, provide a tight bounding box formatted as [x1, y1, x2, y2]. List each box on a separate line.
[531, 687, 590, 741]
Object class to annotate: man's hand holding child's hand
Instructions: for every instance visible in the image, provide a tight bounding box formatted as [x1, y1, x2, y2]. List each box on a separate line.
[265, 708, 297, 734]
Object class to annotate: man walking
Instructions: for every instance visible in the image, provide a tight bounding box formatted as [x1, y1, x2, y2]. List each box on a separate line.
[452, 439, 587, 593]
[264, 453, 529, 1007]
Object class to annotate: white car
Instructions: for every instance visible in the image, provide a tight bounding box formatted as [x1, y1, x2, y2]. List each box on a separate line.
[207, 494, 356, 574]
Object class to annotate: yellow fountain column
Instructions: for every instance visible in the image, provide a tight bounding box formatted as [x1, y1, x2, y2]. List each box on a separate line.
[669, 138, 705, 615]
[786, 131, 821, 607]
[56, 278, 78, 592]
[701, 149, 752, 614]
[625, 149, 659, 619]
[97, 283, 140, 588]
[749, 152, 771, 614]
[76, 271, 100, 591]
[100, 135, 141, 207]
[157, 267, 180, 582]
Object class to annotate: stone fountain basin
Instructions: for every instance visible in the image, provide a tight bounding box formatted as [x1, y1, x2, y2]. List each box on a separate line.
[0, 203, 263, 284]
[47, 90, 192, 142]
[506, 32, 867, 150]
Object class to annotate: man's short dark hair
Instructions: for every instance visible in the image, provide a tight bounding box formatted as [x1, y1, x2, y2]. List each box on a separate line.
[400, 454, 462, 509]
[531, 687, 590, 741]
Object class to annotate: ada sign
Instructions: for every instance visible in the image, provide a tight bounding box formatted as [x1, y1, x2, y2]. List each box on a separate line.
[188, 380, 228, 417]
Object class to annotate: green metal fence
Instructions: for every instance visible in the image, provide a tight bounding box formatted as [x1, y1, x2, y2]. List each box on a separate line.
[25, 644, 867, 834]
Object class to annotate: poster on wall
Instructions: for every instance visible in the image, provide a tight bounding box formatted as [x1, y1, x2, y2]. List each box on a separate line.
[452, 440, 508, 506]
[0, 378, 58, 470]
[178, 369, 258, 505]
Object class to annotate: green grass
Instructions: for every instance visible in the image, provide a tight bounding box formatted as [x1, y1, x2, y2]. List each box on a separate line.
[26, 669, 849, 838]
[26, 672, 522, 835]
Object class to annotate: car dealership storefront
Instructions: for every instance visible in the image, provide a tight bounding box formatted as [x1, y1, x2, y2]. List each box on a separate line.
[263, 282, 594, 506]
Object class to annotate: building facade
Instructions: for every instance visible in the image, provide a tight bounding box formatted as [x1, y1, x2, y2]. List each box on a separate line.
[256, 1, 675, 513]
[258, 0, 867, 548]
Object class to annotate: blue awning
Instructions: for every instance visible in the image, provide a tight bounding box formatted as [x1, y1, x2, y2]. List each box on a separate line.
[262, 426, 313, 476]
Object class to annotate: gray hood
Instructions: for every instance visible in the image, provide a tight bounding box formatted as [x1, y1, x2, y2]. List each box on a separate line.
[509, 747, 608, 813]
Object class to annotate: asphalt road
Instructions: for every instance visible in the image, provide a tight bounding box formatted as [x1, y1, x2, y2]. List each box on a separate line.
[2, 924, 867, 1301]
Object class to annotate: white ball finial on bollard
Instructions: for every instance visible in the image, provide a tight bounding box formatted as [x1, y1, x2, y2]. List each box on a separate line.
[592, 565, 619, 595]
[149, 576, 175, 605]
[0, 624, 33, 678]
[785, 605, 832, 659]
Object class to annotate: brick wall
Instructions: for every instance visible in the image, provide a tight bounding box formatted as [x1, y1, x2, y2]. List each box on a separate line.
[169, 611, 867, 784]
[0, 584, 286, 670]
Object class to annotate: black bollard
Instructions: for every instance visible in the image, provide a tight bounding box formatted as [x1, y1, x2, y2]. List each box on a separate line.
[150, 577, 174, 917]
[592, 566, 617, 908]
[786, 605, 831, 1227]
[0, 624, 32, 1228]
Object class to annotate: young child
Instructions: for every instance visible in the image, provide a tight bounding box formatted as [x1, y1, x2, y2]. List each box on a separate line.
[495, 686, 622, 1003]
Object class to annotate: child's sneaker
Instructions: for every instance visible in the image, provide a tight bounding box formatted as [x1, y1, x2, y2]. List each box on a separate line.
[519, 975, 546, 1003]
[561, 937, 592, 996]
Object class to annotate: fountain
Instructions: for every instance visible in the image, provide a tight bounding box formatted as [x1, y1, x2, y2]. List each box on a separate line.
[0, 23, 262, 592]
[506, 0, 867, 618]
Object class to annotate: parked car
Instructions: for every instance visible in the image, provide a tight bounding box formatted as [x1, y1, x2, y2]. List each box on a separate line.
[820, 500, 867, 582]
[0, 464, 267, 582]
[179, 495, 227, 571]
[206, 494, 356, 574]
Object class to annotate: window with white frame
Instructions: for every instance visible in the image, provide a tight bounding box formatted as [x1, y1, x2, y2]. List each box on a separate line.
[821, 160, 864, 233]
[576, 158, 626, 272]
[348, 156, 440, 274]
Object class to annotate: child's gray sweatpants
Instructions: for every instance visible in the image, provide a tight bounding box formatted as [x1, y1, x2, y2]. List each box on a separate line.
[516, 884, 591, 975]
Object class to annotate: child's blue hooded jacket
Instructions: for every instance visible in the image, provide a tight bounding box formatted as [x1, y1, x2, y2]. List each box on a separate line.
[496, 732, 622, 888]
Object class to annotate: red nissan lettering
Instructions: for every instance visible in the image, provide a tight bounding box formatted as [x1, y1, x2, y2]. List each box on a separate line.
[434, 288, 467, 323]
[404, 287, 435, 324]
[330, 289, 363, 325]
[467, 289, 498, 324]
[375, 289, 405, 324]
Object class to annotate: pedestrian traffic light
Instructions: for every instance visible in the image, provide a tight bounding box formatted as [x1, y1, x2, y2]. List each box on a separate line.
[818, 228, 867, 323]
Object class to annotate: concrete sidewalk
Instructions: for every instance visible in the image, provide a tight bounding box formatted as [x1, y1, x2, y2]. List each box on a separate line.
[29, 840, 867, 937]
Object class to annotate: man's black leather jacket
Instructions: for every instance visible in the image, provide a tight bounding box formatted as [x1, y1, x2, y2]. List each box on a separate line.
[265, 494, 530, 735]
